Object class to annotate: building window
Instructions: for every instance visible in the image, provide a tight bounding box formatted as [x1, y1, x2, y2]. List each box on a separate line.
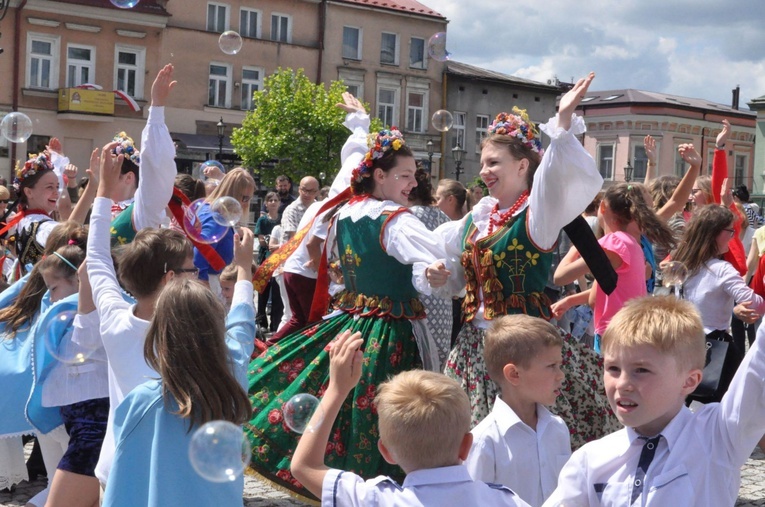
[598, 144, 614, 180]
[452, 111, 466, 149]
[339, 69, 364, 101]
[241, 66, 262, 110]
[674, 143, 689, 176]
[207, 3, 228, 33]
[27, 34, 59, 89]
[410, 37, 425, 69]
[377, 88, 397, 128]
[406, 91, 425, 132]
[114, 46, 145, 99]
[271, 13, 291, 43]
[475, 115, 489, 153]
[342, 26, 361, 60]
[208, 63, 231, 108]
[380, 32, 398, 65]
[240, 8, 260, 38]
[66, 44, 95, 88]
[735, 154, 747, 187]
[632, 144, 648, 181]
[707, 149, 715, 175]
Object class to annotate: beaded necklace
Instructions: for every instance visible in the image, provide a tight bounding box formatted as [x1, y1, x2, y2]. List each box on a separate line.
[488, 190, 529, 235]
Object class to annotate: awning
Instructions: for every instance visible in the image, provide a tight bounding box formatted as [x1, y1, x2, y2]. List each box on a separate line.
[171, 132, 235, 153]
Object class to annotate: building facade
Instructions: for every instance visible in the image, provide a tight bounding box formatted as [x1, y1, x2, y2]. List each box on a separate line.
[576, 89, 756, 191]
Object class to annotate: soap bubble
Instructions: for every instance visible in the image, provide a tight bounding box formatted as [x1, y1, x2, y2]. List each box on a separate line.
[189, 421, 251, 483]
[211, 196, 243, 227]
[182, 199, 230, 245]
[219, 31, 243, 55]
[427, 32, 451, 62]
[662, 261, 688, 288]
[201, 160, 226, 183]
[44, 310, 94, 365]
[1, 112, 33, 143]
[431, 110, 454, 132]
[283, 393, 324, 434]
[110, 0, 140, 8]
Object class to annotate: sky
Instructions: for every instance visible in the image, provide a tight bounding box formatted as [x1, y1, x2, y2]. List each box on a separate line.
[437, 0, 765, 110]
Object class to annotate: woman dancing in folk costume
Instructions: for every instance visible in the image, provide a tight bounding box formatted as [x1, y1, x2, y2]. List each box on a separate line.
[245, 125, 449, 501]
[427, 73, 619, 449]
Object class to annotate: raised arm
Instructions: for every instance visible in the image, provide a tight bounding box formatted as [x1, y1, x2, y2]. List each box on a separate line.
[69, 148, 100, 224]
[656, 144, 700, 221]
[643, 135, 658, 185]
[329, 93, 370, 199]
[225, 227, 256, 388]
[131, 64, 178, 231]
[711, 119, 731, 205]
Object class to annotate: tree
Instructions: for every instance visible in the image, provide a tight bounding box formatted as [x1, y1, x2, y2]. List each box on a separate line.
[231, 68, 380, 187]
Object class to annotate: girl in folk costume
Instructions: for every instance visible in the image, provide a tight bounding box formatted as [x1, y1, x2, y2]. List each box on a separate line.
[428, 73, 619, 448]
[245, 126, 450, 500]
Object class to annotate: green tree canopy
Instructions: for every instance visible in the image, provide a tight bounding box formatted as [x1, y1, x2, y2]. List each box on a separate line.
[231, 68, 380, 187]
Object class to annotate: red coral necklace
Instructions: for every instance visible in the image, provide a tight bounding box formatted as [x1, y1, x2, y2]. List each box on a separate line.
[488, 190, 529, 235]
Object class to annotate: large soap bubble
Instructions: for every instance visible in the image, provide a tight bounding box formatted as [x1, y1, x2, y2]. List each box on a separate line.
[210, 196, 243, 227]
[1, 112, 33, 143]
[219, 31, 243, 55]
[283, 393, 324, 434]
[189, 421, 251, 483]
[427, 32, 451, 62]
[44, 310, 95, 365]
[182, 199, 230, 244]
[431, 110, 454, 132]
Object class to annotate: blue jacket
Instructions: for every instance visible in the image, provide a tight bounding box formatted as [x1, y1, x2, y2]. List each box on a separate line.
[103, 299, 255, 507]
[192, 202, 234, 281]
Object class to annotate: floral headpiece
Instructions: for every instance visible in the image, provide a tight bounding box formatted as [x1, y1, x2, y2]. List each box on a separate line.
[487, 107, 544, 156]
[15, 151, 55, 188]
[352, 128, 406, 183]
[112, 132, 140, 165]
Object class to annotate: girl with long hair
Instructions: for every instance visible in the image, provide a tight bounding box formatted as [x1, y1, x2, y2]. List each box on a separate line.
[428, 73, 618, 448]
[245, 114, 450, 499]
[674, 204, 765, 401]
[102, 229, 255, 506]
[435, 178, 471, 220]
[554, 183, 676, 352]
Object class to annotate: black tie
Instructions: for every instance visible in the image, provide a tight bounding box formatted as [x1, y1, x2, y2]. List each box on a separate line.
[631, 435, 661, 505]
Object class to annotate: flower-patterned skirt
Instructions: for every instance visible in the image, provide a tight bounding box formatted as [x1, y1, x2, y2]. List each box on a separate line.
[245, 311, 420, 501]
[444, 322, 620, 450]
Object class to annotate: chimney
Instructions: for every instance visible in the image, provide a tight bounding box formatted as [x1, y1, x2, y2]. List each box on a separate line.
[732, 85, 740, 110]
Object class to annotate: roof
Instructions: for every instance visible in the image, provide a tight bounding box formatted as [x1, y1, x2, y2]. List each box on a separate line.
[53, 0, 170, 16]
[333, 0, 445, 19]
[446, 61, 560, 91]
[577, 89, 755, 117]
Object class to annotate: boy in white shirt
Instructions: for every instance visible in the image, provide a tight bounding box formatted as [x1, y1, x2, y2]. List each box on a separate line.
[465, 314, 571, 506]
[544, 295, 765, 507]
[291, 330, 529, 506]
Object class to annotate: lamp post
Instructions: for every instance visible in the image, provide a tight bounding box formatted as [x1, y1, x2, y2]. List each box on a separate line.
[624, 161, 633, 182]
[452, 144, 465, 182]
[426, 139, 434, 173]
[216, 117, 225, 163]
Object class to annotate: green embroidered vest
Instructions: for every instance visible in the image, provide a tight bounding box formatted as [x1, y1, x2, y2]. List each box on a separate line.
[461, 207, 553, 321]
[110, 202, 136, 248]
[334, 210, 425, 319]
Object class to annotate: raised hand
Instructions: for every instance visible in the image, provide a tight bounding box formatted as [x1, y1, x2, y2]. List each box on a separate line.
[87, 148, 100, 185]
[644, 135, 657, 165]
[336, 92, 366, 115]
[558, 72, 595, 131]
[716, 119, 731, 149]
[97, 142, 123, 198]
[64, 164, 79, 189]
[46, 137, 63, 155]
[678, 144, 701, 168]
[328, 330, 364, 395]
[203, 164, 225, 181]
[721, 177, 733, 207]
[151, 63, 177, 107]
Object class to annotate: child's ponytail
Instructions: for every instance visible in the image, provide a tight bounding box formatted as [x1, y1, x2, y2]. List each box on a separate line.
[604, 183, 675, 252]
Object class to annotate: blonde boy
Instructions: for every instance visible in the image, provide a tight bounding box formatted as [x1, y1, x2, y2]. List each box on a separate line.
[292, 331, 529, 506]
[544, 295, 765, 506]
[466, 315, 570, 506]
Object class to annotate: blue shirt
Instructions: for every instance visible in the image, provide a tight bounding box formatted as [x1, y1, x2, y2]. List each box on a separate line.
[192, 202, 234, 281]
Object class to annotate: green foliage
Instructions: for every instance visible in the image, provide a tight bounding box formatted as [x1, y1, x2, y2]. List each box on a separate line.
[469, 175, 486, 194]
[231, 68, 382, 187]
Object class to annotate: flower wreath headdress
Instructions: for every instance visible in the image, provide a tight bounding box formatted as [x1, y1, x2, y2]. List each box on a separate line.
[487, 107, 544, 156]
[352, 128, 406, 183]
[112, 131, 140, 165]
[14, 150, 55, 191]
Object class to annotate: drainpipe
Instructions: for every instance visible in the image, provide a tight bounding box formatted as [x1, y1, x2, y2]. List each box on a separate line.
[316, 0, 327, 84]
[11, 0, 28, 174]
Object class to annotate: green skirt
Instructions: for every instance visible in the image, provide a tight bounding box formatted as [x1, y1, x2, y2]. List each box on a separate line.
[245, 311, 421, 500]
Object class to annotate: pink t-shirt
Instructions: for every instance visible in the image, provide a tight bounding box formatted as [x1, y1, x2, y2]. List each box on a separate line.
[594, 231, 647, 335]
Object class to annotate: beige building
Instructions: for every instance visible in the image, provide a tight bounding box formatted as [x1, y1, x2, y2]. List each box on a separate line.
[1, 0, 447, 194]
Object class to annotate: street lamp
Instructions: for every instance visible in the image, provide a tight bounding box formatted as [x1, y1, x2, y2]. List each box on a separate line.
[624, 161, 633, 182]
[426, 139, 434, 173]
[452, 144, 465, 181]
[216, 117, 225, 163]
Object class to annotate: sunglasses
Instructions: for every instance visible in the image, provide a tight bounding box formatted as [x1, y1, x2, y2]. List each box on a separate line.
[0, 200, 8, 204]
[163, 262, 200, 276]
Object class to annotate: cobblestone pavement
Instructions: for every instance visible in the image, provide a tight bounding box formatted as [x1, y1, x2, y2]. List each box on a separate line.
[3, 448, 765, 506]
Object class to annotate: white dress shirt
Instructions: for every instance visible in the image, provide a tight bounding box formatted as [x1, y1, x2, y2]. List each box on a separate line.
[543, 323, 765, 507]
[322, 465, 530, 507]
[466, 396, 571, 507]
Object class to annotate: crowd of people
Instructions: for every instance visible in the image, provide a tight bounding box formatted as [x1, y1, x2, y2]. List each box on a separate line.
[2, 64, 765, 507]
